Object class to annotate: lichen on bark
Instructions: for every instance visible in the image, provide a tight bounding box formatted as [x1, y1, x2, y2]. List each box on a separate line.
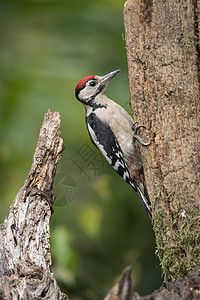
[154, 204, 200, 282]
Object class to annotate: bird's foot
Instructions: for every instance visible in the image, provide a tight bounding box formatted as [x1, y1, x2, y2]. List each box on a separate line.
[132, 122, 151, 146]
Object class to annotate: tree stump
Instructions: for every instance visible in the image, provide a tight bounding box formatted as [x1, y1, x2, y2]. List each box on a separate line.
[0, 110, 67, 299]
[104, 264, 200, 300]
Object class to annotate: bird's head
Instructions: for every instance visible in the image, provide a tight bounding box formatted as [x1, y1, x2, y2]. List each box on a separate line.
[75, 69, 120, 107]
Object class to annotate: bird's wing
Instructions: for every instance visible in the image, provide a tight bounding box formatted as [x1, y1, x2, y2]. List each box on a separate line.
[86, 112, 152, 219]
[86, 113, 132, 183]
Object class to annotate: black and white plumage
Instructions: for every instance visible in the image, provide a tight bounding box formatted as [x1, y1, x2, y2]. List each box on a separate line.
[75, 69, 152, 219]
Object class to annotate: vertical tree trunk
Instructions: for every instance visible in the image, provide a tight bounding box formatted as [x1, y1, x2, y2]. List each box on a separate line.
[0, 110, 67, 299]
[123, 0, 200, 282]
[0, 108, 199, 299]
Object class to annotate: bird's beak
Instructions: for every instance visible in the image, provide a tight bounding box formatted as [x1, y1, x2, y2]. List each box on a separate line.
[101, 69, 121, 85]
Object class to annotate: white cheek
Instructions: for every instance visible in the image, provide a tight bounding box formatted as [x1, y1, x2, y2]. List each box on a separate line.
[79, 87, 98, 100]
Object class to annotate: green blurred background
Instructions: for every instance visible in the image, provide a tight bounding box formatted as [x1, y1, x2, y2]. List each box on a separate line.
[0, 0, 162, 299]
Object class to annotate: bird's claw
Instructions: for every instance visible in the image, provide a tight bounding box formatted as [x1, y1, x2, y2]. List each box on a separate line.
[132, 122, 146, 134]
[132, 122, 151, 146]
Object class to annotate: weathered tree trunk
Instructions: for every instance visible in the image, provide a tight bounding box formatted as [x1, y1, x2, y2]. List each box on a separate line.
[0, 109, 199, 300]
[0, 110, 67, 299]
[123, 0, 200, 282]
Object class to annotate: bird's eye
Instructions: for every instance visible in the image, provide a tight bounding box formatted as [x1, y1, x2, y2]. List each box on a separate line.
[89, 81, 97, 87]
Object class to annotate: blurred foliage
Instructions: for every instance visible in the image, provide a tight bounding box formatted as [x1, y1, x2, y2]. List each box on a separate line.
[0, 0, 162, 299]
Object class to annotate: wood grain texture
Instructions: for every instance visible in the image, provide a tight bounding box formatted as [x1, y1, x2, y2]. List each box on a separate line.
[124, 0, 200, 282]
[0, 110, 67, 299]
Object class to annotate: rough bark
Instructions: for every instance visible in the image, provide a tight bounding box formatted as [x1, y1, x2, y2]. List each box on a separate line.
[0, 110, 67, 299]
[123, 0, 200, 283]
[104, 264, 200, 300]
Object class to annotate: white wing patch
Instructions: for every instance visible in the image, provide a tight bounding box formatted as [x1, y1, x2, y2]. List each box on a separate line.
[86, 114, 152, 219]
[87, 121, 133, 186]
[123, 170, 130, 181]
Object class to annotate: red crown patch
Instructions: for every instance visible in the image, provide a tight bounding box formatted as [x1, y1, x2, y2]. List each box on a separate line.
[76, 75, 95, 91]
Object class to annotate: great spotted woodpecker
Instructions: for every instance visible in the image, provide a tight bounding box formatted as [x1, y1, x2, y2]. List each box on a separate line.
[75, 69, 152, 219]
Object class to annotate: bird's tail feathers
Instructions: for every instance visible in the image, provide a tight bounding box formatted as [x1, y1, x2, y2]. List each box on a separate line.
[130, 181, 152, 219]
[137, 186, 152, 219]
